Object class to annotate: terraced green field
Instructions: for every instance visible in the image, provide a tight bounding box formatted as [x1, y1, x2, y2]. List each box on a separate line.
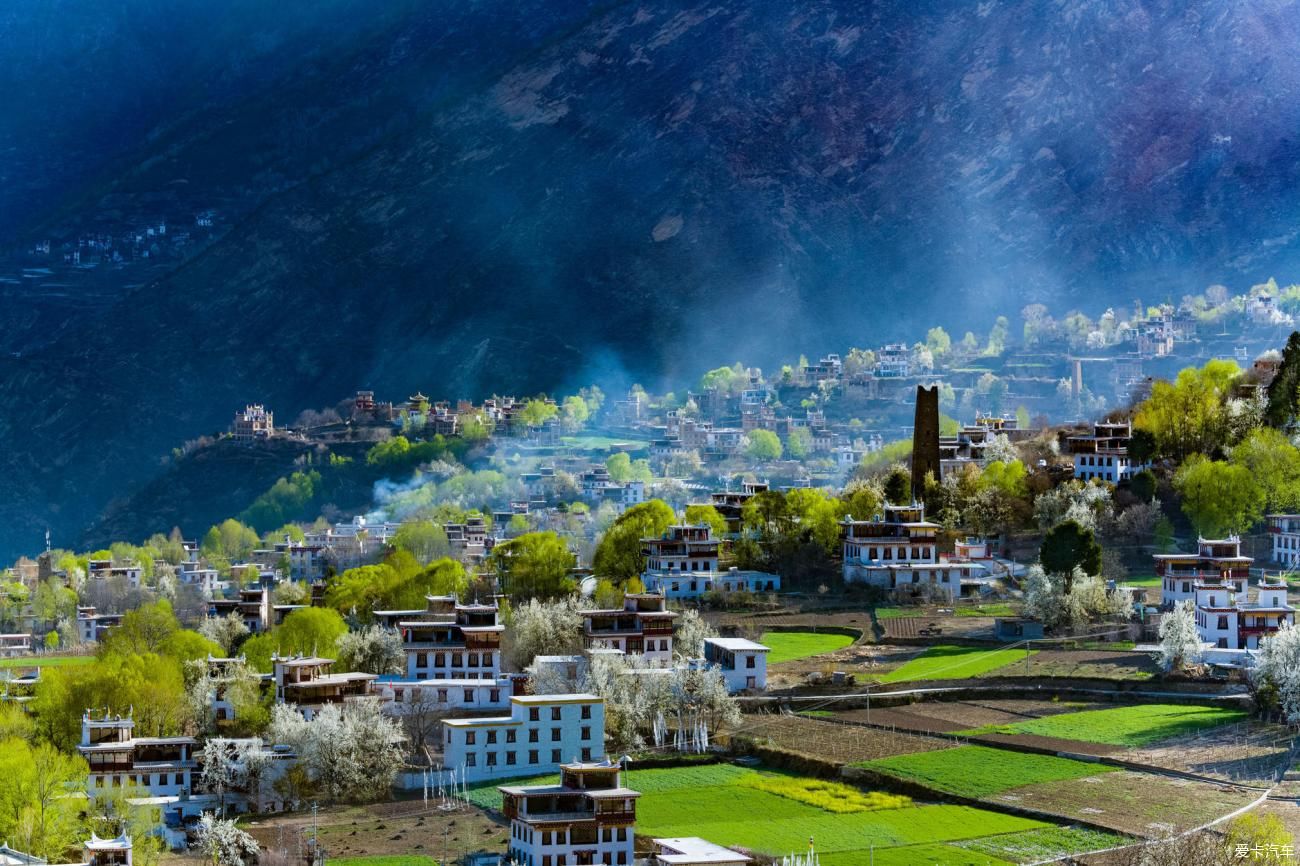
[471, 763, 1049, 862]
[878, 645, 1034, 682]
[954, 603, 1018, 617]
[958, 703, 1249, 747]
[856, 745, 1115, 798]
[759, 630, 856, 663]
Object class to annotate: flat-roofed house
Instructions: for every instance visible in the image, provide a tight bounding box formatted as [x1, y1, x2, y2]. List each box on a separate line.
[501, 761, 637, 866]
[442, 694, 604, 784]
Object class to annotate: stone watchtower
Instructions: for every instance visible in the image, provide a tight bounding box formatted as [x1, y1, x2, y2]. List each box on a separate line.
[910, 385, 941, 499]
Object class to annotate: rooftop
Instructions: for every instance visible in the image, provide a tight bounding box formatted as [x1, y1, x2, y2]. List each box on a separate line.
[654, 837, 752, 865]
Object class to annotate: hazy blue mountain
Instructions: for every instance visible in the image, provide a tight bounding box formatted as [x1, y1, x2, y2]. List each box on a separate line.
[4, 0, 1300, 558]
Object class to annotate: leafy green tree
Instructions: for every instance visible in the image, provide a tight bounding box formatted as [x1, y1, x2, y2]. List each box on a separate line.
[0, 738, 87, 860]
[202, 519, 260, 564]
[1230, 427, 1300, 512]
[745, 430, 783, 461]
[491, 532, 576, 600]
[1039, 520, 1102, 589]
[1174, 458, 1265, 537]
[925, 326, 952, 359]
[519, 399, 558, 428]
[391, 520, 451, 565]
[785, 428, 811, 460]
[684, 504, 728, 539]
[882, 467, 911, 504]
[1129, 469, 1157, 502]
[698, 366, 740, 394]
[1134, 359, 1242, 459]
[593, 500, 675, 581]
[1127, 428, 1157, 465]
[1266, 331, 1300, 427]
[242, 608, 348, 671]
[560, 395, 590, 431]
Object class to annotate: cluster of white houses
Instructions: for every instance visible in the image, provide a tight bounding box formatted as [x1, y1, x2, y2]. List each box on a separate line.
[1157, 536, 1296, 650]
[59, 585, 773, 856]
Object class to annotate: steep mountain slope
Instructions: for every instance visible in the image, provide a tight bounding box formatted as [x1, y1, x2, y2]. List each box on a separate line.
[5, 0, 1300, 557]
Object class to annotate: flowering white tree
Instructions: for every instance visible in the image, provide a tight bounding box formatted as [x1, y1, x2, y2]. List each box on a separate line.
[505, 596, 589, 670]
[1023, 565, 1132, 632]
[983, 433, 1019, 465]
[1034, 480, 1113, 532]
[335, 626, 404, 675]
[268, 700, 403, 802]
[193, 813, 260, 866]
[199, 613, 251, 655]
[1252, 623, 1300, 721]
[673, 609, 717, 660]
[199, 739, 271, 814]
[1158, 600, 1203, 672]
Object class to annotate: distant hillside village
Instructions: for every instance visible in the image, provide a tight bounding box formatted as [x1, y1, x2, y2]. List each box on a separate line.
[9, 286, 1300, 865]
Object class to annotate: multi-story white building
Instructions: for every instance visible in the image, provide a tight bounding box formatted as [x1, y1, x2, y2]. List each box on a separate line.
[208, 585, 272, 633]
[76, 606, 124, 643]
[501, 761, 637, 866]
[87, 560, 142, 589]
[0, 633, 32, 658]
[1067, 421, 1148, 483]
[644, 566, 780, 601]
[581, 594, 677, 662]
[701, 637, 769, 693]
[380, 595, 504, 680]
[841, 503, 988, 595]
[1267, 514, 1300, 568]
[1194, 575, 1295, 650]
[377, 675, 515, 715]
[231, 404, 274, 440]
[442, 694, 604, 784]
[1156, 537, 1252, 608]
[78, 711, 196, 800]
[641, 525, 779, 600]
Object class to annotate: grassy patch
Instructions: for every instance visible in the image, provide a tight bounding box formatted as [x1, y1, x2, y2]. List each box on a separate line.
[1120, 574, 1161, 587]
[797, 709, 835, 719]
[558, 435, 648, 451]
[857, 746, 1114, 798]
[873, 607, 910, 619]
[959, 703, 1250, 747]
[878, 645, 1034, 682]
[469, 763, 1048, 859]
[328, 858, 438, 866]
[954, 603, 1018, 617]
[822, 846, 1013, 866]
[739, 775, 911, 813]
[956, 827, 1129, 861]
[759, 631, 856, 663]
[0, 655, 93, 669]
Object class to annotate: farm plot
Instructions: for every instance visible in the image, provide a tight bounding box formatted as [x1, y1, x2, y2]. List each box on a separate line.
[877, 645, 1033, 682]
[329, 858, 438, 866]
[958, 703, 1250, 748]
[833, 699, 1107, 733]
[469, 763, 1052, 861]
[759, 630, 856, 663]
[734, 712, 952, 763]
[1122, 718, 1293, 784]
[856, 746, 1116, 798]
[998, 770, 1259, 837]
[954, 827, 1131, 862]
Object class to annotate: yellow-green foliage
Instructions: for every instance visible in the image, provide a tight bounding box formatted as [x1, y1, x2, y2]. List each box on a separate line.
[740, 775, 911, 814]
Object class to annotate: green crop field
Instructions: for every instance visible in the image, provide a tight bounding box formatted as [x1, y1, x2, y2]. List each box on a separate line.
[956, 827, 1130, 861]
[878, 645, 1034, 682]
[954, 603, 1018, 617]
[857, 746, 1115, 798]
[759, 631, 856, 663]
[470, 763, 1050, 861]
[558, 435, 648, 451]
[958, 703, 1249, 747]
[329, 858, 438, 866]
[0, 655, 93, 669]
[873, 607, 910, 619]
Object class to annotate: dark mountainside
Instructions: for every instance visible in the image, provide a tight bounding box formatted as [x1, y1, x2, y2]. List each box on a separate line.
[4, 0, 1300, 558]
